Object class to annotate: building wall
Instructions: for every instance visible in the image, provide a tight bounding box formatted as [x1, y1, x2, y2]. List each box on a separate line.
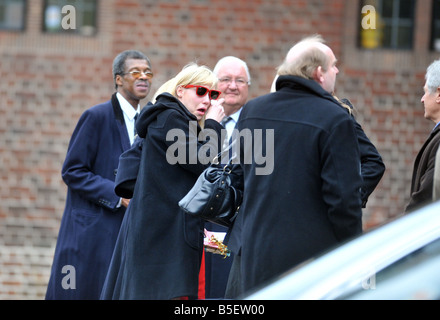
[0, 0, 437, 299]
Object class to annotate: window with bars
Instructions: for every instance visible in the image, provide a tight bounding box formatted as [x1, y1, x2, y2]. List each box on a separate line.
[43, 0, 97, 36]
[359, 0, 416, 50]
[0, 0, 26, 31]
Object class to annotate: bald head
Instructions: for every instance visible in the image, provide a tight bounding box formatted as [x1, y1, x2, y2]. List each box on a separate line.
[277, 34, 339, 93]
[285, 34, 329, 63]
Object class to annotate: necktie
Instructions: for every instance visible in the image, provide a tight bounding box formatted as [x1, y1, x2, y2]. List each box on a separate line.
[221, 117, 233, 151]
[221, 116, 232, 127]
[133, 113, 139, 137]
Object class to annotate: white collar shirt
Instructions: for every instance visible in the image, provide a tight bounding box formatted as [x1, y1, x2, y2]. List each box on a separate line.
[224, 108, 242, 139]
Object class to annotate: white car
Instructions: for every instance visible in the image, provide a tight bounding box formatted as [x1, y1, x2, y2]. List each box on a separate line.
[245, 201, 440, 300]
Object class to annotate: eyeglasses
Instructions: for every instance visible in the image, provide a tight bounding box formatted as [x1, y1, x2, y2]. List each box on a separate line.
[218, 77, 250, 86]
[183, 85, 222, 100]
[122, 70, 154, 79]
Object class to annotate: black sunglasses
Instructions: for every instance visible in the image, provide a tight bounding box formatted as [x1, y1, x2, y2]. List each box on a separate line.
[183, 85, 221, 100]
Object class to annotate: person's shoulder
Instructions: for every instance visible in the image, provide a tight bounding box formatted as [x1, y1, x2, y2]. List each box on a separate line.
[77, 99, 113, 125]
[317, 96, 351, 118]
[240, 93, 272, 113]
[87, 99, 113, 114]
[149, 103, 190, 131]
[247, 92, 273, 104]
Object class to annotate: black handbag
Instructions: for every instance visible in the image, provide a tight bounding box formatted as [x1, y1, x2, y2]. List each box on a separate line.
[178, 151, 243, 228]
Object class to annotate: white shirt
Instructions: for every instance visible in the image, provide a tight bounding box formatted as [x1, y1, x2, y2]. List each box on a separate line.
[224, 108, 242, 140]
[117, 93, 140, 145]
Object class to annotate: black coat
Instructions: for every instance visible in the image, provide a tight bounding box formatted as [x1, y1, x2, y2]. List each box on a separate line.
[101, 93, 223, 299]
[341, 99, 385, 207]
[46, 94, 130, 300]
[406, 125, 440, 212]
[233, 76, 363, 294]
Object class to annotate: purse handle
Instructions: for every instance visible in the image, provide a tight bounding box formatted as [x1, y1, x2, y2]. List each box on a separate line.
[212, 137, 238, 166]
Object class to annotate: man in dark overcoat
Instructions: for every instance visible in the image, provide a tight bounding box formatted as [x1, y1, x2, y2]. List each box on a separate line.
[405, 59, 440, 212]
[45, 50, 153, 299]
[228, 35, 363, 296]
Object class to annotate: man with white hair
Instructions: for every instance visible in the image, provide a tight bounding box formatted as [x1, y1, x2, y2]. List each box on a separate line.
[227, 35, 363, 296]
[406, 59, 440, 211]
[203, 56, 251, 299]
[214, 56, 251, 139]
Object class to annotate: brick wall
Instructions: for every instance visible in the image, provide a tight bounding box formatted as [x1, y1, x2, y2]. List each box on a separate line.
[0, 0, 436, 299]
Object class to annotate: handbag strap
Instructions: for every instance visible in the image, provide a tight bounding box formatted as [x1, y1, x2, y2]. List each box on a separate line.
[212, 138, 238, 166]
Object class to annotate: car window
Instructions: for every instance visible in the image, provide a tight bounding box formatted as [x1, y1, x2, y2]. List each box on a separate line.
[337, 238, 440, 300]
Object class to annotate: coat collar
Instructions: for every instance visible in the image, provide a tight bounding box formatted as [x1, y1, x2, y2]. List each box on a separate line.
[111, 92, 125, 125]
[276, 75, 340, 107]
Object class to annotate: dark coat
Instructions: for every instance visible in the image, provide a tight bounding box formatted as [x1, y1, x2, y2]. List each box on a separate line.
[113, 104, 153, 199]
[341, 99, 385, 207]
[405, 125, 440, 212]
[46, 94, 130, 300]
[114, 135, 144, 199]
[100, 93, 223, 300]
[233, 76, 363, 294]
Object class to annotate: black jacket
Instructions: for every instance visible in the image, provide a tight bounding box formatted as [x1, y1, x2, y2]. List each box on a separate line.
[101, 93, 223, 299]
[341, 98, 385, 207]
[406, 125, 440, 212]
[232, 76, 363, 294]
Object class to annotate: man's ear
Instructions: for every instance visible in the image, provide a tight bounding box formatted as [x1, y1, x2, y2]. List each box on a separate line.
[115, 74, 123, 88]
[436, 87, 440, 103]
[314, 66, 325, 85]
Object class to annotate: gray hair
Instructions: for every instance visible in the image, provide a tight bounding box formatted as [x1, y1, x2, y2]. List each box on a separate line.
[213, 56, 251, 85]
[426, 60, 440, 94]
[277, 34, 329, 80]
[112, 50, 151, 89]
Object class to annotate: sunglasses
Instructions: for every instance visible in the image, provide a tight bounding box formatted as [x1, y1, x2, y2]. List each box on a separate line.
[122, 70, 154, 79]
[183, 85, 221, 100]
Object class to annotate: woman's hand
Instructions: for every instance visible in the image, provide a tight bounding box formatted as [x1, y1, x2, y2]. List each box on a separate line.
[205, 98, 226, 123]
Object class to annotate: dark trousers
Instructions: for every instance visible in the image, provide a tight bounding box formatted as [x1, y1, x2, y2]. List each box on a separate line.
[224, 253, 242, 299]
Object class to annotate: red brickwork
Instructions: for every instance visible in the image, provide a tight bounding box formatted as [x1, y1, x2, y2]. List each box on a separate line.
[0, 0, 437, 299]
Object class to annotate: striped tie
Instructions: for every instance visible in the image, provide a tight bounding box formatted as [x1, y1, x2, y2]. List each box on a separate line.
[134, 113, 139, 136]
[221, 116, 232, 127]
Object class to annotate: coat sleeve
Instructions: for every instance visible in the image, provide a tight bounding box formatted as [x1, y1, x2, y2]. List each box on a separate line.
[114, 136, 143, 199]
[320, 116, 363, 241]
[353, 118, 386, 207]
[340, 98, 385, 207]
[162, 112, 223, 176]
[62, 109, 121, 211]
[406, 139, 440, 212]
[434, 146, 440, 201]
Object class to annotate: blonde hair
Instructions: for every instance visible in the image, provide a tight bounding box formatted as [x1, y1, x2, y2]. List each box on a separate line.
[277, 34, 330, 80]
[152, 62, 218, 103]
[333, 95, 354, 115]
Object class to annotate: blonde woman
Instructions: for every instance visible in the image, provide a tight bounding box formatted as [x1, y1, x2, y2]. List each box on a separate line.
[101, 63, 225, 300]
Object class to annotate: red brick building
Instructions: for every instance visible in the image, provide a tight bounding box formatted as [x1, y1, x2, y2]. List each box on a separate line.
[0, 0, 438, 299]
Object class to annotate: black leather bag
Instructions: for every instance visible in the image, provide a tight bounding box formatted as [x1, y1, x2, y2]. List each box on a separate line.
[179, 159, 243, 228]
